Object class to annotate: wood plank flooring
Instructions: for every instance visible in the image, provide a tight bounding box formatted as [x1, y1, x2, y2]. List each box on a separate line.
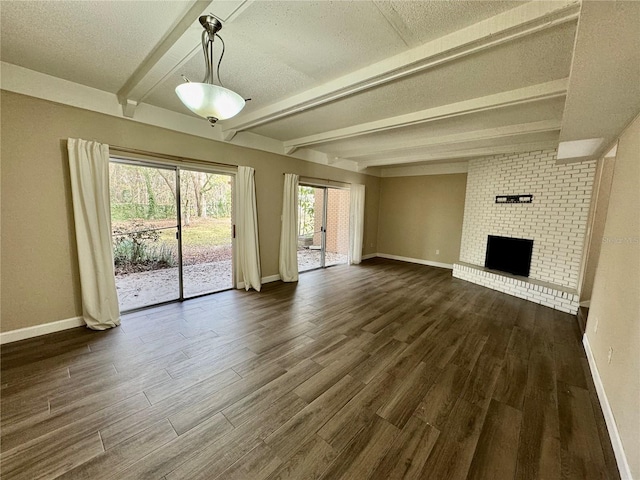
[0, 258, 620, 479]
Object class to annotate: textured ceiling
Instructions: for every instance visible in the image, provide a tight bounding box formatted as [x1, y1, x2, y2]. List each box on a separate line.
[224, 1, 408, 82]
[248, 23, 575, 141]
[0, 0, 193, 93]
[375, 0, 523, 45]
[4, 0, 632, 172]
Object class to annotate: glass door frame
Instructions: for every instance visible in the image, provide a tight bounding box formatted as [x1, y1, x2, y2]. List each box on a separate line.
[298, 182, 349, 272]
[316, 185, 329, 269]
[179, 165, 236, 299]
[110, 156, 236, 313]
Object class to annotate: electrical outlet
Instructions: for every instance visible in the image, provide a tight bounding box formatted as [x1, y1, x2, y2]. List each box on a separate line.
[593, 316, 599, 333]
[436, 249, 440, 255]
[608, 347, 613, 364]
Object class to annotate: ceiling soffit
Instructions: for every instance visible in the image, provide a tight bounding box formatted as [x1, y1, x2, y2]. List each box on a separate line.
[558, 0, 640, 162]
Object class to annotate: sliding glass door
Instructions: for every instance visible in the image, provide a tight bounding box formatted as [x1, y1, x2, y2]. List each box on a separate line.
[297, 185, 325, 272]
[109, 159, 234, 312]
[180, 170, 234, 298]
[110, 162, 180, 310]
[297, 184, 350, 272]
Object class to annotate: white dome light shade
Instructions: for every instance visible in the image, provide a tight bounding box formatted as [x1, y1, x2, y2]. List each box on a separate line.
[175, 83, 245, 121]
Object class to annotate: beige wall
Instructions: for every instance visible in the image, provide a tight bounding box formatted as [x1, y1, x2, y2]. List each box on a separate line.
[377, 174, 467, 265]
[579, 155, 616, 303]
[585, 114, 640, 478]
[0, 91, 380, 332]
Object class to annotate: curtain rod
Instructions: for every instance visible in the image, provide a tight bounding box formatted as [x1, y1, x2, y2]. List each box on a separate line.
[109, 145, 237, 170]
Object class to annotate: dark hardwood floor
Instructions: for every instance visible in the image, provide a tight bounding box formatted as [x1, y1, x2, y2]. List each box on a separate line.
[0, 258, 619, 479]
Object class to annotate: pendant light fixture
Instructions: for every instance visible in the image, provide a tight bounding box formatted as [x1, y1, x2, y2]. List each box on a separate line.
[176, 15, 246, 126]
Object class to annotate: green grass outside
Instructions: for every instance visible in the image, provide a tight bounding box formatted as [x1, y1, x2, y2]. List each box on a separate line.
[159, 217, 232, 247]
[113, 217, 232, 247]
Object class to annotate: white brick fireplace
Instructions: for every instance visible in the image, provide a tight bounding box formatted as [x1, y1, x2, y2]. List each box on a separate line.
[453, 149, 595, 314]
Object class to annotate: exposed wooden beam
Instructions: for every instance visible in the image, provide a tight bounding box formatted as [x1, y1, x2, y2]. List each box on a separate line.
[222, 129, 238, 142]
[357, 141, 559, 169]
[283, 145, 298, 155]
[121, 99, 138, 119]
[223, 0, 579, 134]
[117, 0, 251, 117]
[342, 120, 561, 160]
[284, 79, 568, 151]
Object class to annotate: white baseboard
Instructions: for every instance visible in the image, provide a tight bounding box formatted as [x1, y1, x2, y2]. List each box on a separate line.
[361, 253, 377, 260]
[2, 275, 285, 343]
[237, 274, 281, 290]
[261, 274, 281, 284]
[582, 335, 633, 480]
[0, 316, 85, 345]
[375, 253, 453, 270]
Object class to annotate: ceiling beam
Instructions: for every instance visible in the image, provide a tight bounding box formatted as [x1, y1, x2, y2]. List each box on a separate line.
[222, 129, 238, 142]
[224, 0, 579, 134]
[117, 0, 251, 117]
[357, 141, 559, 169]
[341, 119, 561, 160]
[283, 145, 298, 155]
[283, 79, 568, 153]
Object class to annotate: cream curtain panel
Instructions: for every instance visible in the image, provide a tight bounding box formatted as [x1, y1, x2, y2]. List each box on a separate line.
[67, 138, 120, 330]
[349, 183, 366, 264]
[279, 173, 299, 282]
[236, 166, 262, 291]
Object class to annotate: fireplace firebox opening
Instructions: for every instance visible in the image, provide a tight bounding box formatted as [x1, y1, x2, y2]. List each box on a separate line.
[485, 235, 534, 277]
